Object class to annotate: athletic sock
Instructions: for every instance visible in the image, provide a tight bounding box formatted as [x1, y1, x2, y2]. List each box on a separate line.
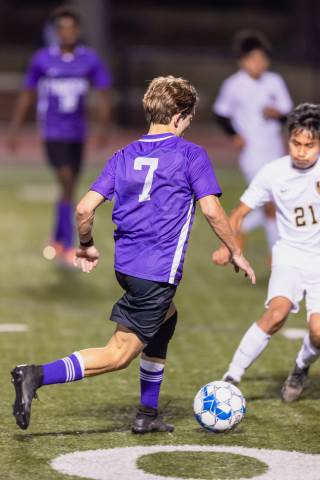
[140, 358, 164, 410]
[53, 201, 64, 244]
[41, 352, 84, 386]
[53, 200, 74, 249]
[264, 218, 278, 251]
[227, 323, 271, 382]
[296, 334, 320, 369]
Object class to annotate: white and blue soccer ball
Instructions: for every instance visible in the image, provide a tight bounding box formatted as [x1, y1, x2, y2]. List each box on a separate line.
[193, 380, 246, 432]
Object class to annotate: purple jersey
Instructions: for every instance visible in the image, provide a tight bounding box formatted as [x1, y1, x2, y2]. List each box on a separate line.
[24, 46, 112, 141]
[91, 133, 222, 285]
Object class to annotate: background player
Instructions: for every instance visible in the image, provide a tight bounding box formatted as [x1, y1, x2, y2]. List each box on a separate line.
[213, 103, 320, 402]
[7, 6, 112, 266]
[11, 75, 255, 433]
[213, 30, 292, 255]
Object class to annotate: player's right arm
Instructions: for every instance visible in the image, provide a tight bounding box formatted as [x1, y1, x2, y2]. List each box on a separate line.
[199, 196, 255, 284]
[7, 51, 43, 151]
[75, 153, 117, 273]
[74, 191, 106, 273]
[7, 90, 36, 151]
[213, 78, 245, 150]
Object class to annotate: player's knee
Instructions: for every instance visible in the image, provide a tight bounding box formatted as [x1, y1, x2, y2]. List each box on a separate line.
[143, 311, 178, 359]
[309, 328, 320, 349]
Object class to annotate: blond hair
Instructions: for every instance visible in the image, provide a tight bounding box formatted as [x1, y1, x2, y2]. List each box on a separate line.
[143, 76, 199, 125]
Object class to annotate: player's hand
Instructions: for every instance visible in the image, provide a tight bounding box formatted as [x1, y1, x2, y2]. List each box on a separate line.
[231, 252, 256, 285]
[232, 134, 246, 150]
[262, 106, 281, 120]
[74, 245, 100, 273]
[212, 245, 231, 265]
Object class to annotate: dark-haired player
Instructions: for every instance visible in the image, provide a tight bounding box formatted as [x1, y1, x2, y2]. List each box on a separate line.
[8, 7, 112, 266]
[213, 103, 320, 402]
[11, 75, 255, 433]
[213, 30, 292, 254]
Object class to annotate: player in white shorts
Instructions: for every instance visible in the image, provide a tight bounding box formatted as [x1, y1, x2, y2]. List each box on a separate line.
[213, 30, 292, 253]
[213, 103, 320, 402]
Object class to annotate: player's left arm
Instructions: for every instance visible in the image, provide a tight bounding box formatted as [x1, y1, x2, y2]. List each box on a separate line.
[199, 196, 255, 284]
[74, 191, 105, 273]
[93, 88, 111, 148]
[212, 201, 252, 266]
[263, 75, 293, 121]
[89, 52, 112, 148]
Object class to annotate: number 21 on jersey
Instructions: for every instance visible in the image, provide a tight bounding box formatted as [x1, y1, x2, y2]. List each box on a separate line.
[134, 157, 159, 202]
[294, 205, 318, 227]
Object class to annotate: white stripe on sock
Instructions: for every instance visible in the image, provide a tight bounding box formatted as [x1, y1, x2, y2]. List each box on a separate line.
[62, 358, 71, 382]
[66, 357, 75, 381]
[140, 359, 164, 372]
[140, 375, 163, 383]
[73, 351, 85, 377]
[140, 372, 163, 382]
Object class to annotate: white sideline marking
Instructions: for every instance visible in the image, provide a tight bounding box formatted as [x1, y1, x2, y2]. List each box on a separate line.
[18, 185, 57, 202]
[0, 324, 28, 333]
[51, 445, 320, 480]
[282, 328, 307, 340]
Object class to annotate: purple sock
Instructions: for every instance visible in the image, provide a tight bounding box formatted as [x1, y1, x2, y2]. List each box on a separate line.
[53, 201, 64, 244]
[42, 352, 84, 386]
[53, 200, 75, 249]
[140, 359, 164, 410]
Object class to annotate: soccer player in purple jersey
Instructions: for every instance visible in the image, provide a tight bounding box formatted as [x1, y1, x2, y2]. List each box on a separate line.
[7, 7, 112, 266]
[11, 76, 255, 433]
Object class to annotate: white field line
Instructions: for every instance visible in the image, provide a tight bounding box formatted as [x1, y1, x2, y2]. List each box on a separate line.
[51, 444, 320, 480]
[17, 185, 58, 203]
[282, 328, 308, 340]
[0, 324, 28, 333]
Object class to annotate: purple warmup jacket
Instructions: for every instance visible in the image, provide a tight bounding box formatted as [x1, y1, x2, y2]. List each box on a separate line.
[91, 133, 222, 285]
[24, 45, 112, 141]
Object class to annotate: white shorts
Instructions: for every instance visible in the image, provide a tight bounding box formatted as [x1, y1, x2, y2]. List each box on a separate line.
[265, 264, 320, 319]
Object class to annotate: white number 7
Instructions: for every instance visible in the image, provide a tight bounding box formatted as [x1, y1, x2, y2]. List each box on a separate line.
[134, 156, 159, 202]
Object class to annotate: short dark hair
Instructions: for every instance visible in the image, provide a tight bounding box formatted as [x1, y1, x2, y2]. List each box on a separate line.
[233, 30, 271, 59]
[143, 76, 199, 125]
[50, 6, 81, 26]
[288, 103, 320, 139]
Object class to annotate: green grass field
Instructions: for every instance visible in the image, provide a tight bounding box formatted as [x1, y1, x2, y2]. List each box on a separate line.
[1, 166, 319, 480]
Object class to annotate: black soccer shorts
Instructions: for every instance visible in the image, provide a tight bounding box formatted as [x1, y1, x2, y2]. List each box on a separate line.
[44, 141, 84, 176]
[110, 271, 177, 344]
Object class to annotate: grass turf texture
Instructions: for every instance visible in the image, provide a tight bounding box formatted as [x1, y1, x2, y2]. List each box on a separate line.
[137, 451, 267, 479]
[1, 166, 320, 479]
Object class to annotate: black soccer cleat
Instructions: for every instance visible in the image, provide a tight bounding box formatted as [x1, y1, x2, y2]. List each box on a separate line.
[132, 406, 174, 434]
[222, 373, 239, 386]
[281, 364, 310, 403]
[11, 364, 42, 430]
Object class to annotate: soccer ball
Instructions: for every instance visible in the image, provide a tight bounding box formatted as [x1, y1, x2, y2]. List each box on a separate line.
[193, 380, 246, 432]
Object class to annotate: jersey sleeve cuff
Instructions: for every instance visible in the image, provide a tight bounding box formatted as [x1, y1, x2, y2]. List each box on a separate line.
[196, 190, 222, 201]
[89, 187, 112, 201]
[239, 194, 255, 209]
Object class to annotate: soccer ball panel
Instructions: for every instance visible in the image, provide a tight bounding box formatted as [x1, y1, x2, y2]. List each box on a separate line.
[201, 411, 217, 427]
[193, 395, 203, 415]
[230, 395, 243, 411]
[215, 387, 232, 402]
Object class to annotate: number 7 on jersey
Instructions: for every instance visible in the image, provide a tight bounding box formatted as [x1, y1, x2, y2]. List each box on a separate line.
[134, 157, 159, 202]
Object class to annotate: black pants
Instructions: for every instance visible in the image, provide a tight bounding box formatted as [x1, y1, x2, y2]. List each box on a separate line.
[45, 141, 84, 176]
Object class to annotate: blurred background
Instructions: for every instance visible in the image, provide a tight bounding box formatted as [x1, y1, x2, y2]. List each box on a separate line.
[1, 0, 320, 167]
